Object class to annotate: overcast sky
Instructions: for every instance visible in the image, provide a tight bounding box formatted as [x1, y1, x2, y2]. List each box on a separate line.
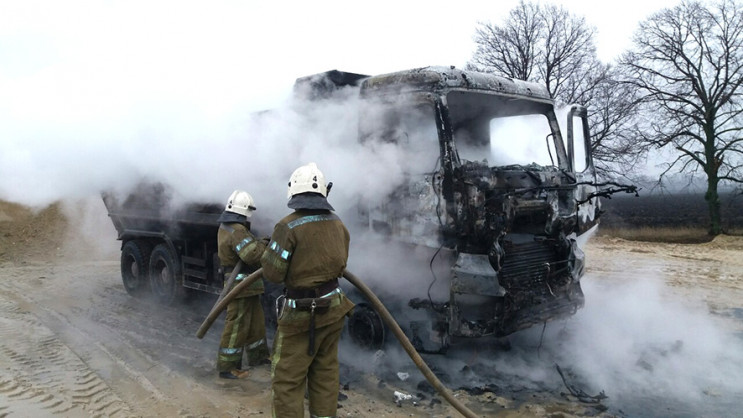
[0, 0, 682, 205]
[1, 0, 681, 112]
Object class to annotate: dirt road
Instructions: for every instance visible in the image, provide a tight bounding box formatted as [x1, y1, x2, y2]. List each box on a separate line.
[1, 200, 742, 417]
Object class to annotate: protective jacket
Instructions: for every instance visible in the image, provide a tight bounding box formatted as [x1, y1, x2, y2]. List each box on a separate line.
[261, 209, 354, 335]
[218, 222, 266, 298]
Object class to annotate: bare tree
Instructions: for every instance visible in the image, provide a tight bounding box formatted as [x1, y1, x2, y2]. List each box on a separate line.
[468, 1, 644, 177]
[586, 68, 647, 178]
[540, 4, 596, 99]
[469, 1, 595, 99]
[620, 0, 743, 235]
[469, 1, 541, 82]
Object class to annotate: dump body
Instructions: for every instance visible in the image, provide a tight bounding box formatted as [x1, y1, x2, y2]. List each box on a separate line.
[104, 185, 221, 244]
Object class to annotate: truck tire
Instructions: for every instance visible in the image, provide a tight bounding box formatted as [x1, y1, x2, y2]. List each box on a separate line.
[348, 302, 386, 350]
[120, 240, 151, 296]
[148, 243, 184, 305]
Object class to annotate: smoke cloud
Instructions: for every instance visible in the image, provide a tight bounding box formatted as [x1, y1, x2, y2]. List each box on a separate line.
[532, 274, 743, 416]
[338, 270, 743, 416]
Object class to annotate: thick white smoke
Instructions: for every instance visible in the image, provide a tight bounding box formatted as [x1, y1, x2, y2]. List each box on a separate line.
[459, 272, 743, 416]
[340, 269, 743, 416]
[0, 0, 514, 211]
[554, 276, 741, 415]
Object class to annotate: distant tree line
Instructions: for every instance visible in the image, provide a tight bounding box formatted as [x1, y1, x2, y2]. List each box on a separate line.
[468, 0, 743, 235]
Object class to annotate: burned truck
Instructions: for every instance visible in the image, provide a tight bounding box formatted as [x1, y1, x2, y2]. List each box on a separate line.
[104, 66, 601, 353]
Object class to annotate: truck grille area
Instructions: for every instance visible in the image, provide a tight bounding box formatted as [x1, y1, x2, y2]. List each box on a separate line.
[488, 233, 584, 335]
[499, 235, 568, 300]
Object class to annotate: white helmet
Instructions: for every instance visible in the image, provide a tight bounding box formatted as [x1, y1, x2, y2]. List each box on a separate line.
[287, 162, 328, 198]
[225, 190, 256, 218]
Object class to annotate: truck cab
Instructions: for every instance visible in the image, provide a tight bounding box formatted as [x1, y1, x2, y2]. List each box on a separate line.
[341, 67, 600, 351]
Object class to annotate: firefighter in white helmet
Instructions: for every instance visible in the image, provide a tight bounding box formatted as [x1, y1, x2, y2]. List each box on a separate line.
[261, 163, 354, 417]
[216, 190, 270, 379]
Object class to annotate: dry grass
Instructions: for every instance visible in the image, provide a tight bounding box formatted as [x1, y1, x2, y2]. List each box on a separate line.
[598, 226, 711, 243]
[598, 225, 743, 244]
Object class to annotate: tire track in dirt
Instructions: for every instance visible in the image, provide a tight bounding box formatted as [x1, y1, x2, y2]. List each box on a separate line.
[0, 262, 269, 417]
[0, 297, 131, 417]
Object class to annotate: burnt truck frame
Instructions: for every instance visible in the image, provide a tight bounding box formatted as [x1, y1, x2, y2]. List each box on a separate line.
[327, 67, 600, 352]
[104, 66, 601, 353]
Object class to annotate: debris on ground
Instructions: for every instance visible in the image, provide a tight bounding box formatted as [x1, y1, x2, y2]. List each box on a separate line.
[556, 364, 608, 404]
[393, 390, 418, 407]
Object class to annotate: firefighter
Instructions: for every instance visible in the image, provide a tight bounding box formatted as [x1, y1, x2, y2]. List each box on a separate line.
[216, 189, 271, 379]
[261, 162, 354, 418]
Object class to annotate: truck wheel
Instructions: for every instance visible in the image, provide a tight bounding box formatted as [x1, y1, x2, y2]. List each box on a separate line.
[348, 303, 386, 350]
[120, 240, 151, 296]
[149, 243, 184, 305]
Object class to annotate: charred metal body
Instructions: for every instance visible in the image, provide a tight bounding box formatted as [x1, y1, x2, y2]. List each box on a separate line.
[342, 67, 600, 352]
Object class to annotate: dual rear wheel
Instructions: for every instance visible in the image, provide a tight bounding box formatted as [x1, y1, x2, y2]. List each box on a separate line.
[120, 240, 184, 304]
[148, 243, 185, 305]
[120, 240, 151, 295]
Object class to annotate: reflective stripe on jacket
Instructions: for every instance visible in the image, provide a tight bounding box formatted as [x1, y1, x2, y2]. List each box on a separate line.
[218, 222, 266, 297]
[261, 210, 349, 289]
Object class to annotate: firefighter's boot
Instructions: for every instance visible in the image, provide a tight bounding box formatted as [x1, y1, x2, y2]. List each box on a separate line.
[219, 369, 250, 379]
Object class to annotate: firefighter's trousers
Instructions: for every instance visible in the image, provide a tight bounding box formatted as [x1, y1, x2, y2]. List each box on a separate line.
[217, 295, 269, 372]
[271, 315, 345, 418]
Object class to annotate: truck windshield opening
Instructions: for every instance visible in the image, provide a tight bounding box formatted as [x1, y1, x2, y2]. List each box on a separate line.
[447, 91, 559, 168]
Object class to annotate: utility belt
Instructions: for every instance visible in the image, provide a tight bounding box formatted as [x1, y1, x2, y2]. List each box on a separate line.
[276, 278, 342, 356]
[285, 278, 339, 300]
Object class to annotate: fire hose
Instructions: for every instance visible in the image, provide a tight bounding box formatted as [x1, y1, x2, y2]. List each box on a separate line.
[196, 268, 479, 418]
[195, 262, 255, 340]
[217, 260, 243, 302]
